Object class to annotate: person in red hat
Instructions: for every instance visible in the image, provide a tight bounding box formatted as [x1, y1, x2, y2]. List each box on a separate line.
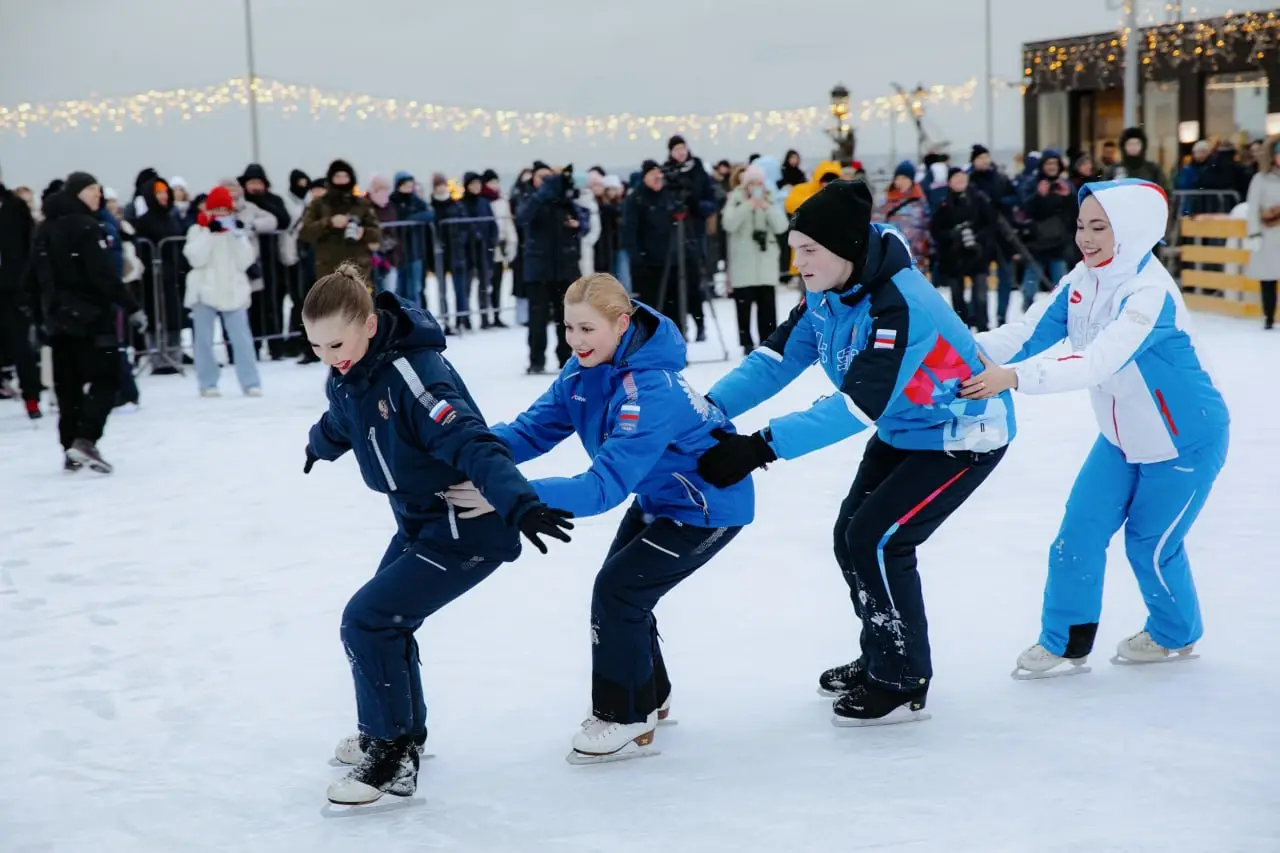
[180, 186, 263, 397]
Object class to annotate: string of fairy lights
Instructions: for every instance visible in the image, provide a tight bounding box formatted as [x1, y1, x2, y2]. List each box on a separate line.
[0, 76, 1011, 142]
[1025, 8, 1280, 89]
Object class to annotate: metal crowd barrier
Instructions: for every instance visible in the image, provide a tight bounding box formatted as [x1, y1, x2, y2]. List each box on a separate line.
[125, 213, 533, 375]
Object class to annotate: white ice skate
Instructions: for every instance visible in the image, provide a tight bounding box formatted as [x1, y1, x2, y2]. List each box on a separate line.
[656, 695, 677, 726]
[1110, 631, 1199, 665]
[566, 712, 659, 765]
[1011, 643, 1091, 680]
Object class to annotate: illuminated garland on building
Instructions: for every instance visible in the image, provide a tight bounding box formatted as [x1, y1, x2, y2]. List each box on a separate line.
[0, 76, 1003, 141]
[1024, 8, 1280, 90]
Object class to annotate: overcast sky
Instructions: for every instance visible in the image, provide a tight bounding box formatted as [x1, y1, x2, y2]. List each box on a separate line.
[0, 0, 1257, 193]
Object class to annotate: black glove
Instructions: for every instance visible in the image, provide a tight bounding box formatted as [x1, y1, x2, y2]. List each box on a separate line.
[517, 504, 574, 554]
[303, 445, 319, 474]
[208, 218, 225, 233]
[696, 428, 776, 488]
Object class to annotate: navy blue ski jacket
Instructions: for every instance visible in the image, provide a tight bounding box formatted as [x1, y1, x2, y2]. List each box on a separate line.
[308, 293, 540, 559]
[492, 301, 755, 527]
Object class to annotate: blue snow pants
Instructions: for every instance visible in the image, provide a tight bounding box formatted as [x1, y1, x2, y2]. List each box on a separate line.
[591, 501, 742, 725]
[1040, 431, 1229, 658]
[342, 534, 501, 741]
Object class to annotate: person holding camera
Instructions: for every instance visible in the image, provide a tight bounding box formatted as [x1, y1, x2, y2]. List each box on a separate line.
[515, 162, 590, 373]
[720, 164, 788, 354]
[929, 167, 998, 332]
[621, 161, 677, 324]
[663, 136, 718, 341]
[299, 159, 383, 285]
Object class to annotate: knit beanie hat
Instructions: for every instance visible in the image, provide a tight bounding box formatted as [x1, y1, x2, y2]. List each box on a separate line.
[970, 144, 990, 162]
[640, 159, 662, 178]
[893, 160, 916, 180]
[788, 180, 872, 266]
[64, 171, 99, 197]
[326, 158, 356, 187]
[205, 186, 234, 212]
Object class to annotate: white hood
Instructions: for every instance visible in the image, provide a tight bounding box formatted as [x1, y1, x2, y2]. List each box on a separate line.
[1081, 179, 1170, 280]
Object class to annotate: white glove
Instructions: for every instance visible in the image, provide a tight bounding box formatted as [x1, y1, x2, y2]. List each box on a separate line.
[443, 481, 495, 519]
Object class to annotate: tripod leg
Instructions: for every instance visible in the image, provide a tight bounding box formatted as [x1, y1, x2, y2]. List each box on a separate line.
[675, 218, 688, 342]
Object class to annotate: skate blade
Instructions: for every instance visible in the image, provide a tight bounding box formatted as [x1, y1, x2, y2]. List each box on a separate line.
[1011, 663, 1091, 680]
[816, 687, 843, 698]
[321, 796, 422, 817]
[328, 752, 435, 768]
[66, 448, 111, 474]
[831, 707, 931, 728]
[1110, 652, 1199, 666]
[565, 744, 660, 765]
[657, 717, 678, 727]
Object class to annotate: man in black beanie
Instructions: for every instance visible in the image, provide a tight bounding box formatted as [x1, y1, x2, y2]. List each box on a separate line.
[30, 171, 147, 473]
[662, 134, 717, 340]
[696, 179, 1014, 726]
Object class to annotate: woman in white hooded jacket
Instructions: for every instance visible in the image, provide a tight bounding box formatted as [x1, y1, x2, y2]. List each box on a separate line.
[182, 186, 263, 397]
[961, 179, 1229, 677]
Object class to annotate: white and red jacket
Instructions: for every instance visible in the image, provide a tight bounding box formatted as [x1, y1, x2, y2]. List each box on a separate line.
[978, 179, 1229, 464]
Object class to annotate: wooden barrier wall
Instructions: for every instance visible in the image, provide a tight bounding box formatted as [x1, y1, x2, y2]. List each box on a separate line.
[1177, 217, 1262, 318]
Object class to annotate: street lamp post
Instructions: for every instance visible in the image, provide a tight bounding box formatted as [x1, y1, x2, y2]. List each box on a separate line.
[243, 0, 262, 164]
[828, 84, 855, 162]
[910, 84, 928, 161]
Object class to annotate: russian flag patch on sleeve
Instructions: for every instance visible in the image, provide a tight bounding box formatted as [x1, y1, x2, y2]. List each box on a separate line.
[429, 399, 456, 424]
[619, 403, 640, 432]
[873, 328, 898, 349]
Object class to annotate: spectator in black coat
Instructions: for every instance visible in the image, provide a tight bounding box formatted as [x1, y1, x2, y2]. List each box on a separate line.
[28, 174, 146, 472]
[663, 136, 718, 340]
[130, 176, 186, 370]
[929, 168, 998, 332]
[622, 161, 677, 322]
[1018, 149, 1075, 313]
[0, 165, 39, 412]
[515, 162, 589, 372]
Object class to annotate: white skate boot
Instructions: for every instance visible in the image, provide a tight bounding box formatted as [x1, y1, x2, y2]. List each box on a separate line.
[566, 712, 659, 765]
[1011, 643, 1091, 680]
[656, 694, 676, 726]
[1111, 631, 1198, 665]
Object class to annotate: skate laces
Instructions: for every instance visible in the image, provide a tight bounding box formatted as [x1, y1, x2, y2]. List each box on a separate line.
[580, 717, 625, 740]
[1126, 631, 1163, 652]
[1022, 644, 1056, 661]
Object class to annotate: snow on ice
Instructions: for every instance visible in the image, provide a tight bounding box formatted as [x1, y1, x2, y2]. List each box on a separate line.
[1, 302, 1276, 852]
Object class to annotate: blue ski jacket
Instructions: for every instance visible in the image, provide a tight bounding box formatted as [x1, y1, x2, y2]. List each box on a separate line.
[308, 293, 540, 560]
[492, 301, 755, 527]
[707, 224, 1017, 459]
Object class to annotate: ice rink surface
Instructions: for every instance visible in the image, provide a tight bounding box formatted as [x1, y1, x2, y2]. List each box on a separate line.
[2, 299, 1276, 852]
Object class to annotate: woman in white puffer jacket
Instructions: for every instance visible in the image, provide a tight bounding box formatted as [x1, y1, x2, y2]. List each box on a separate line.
[182, 186, 263, 397]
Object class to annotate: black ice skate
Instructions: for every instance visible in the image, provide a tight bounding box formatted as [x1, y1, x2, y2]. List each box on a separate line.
[63, 452, 84, 473]
[831, 681, 930, 727]
[326, 735, 419, 805]
[332, 729, 428, 766]
[67, 439, 113, 474]
[817, 657, 867, 697]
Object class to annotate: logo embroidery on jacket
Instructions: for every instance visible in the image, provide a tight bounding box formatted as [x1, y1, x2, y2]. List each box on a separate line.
[571, 394, 587, 402]
[1069, 290, 1083, 304]
[429, 399, 456, 425]
[873, 328, 897, 349]
[677, 376, 713, 420]
[378, 399, 390, 420]
[619, 403, 640, 432]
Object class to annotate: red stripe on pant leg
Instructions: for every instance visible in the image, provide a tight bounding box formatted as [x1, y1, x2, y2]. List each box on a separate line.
[895, 467, 970, 526]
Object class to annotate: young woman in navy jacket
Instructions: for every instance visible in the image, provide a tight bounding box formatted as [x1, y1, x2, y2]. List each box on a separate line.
[445, 273, 755, 763]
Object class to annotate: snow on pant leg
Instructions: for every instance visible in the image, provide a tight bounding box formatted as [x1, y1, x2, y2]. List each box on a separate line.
[834, 436, 912, 656]
[342, 540, 501, 741]
[1038, 436, 1135, 657]
[590, 514, 742, 724]
[220, 308, 261, 392]
[1124, 433, 1228, 650]
[189, 303, 220, 391]
[51, 338, 85, 450]
[842, 445, 1006, 690]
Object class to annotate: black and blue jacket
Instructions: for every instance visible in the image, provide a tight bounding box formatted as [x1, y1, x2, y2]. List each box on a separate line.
[308, 293, 540, 559]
